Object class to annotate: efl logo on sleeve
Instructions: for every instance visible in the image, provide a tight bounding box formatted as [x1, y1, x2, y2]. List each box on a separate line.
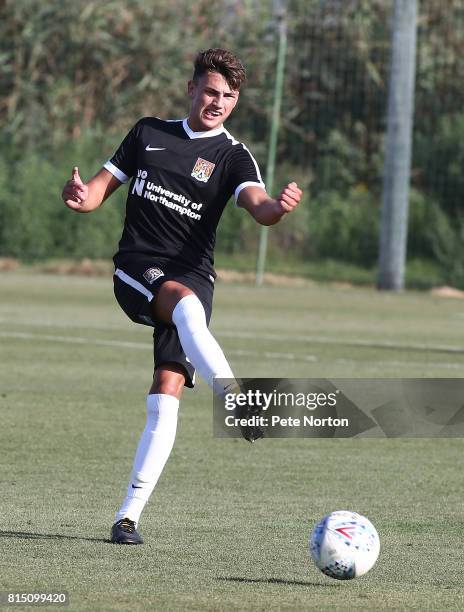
[191, 158, 215, 183]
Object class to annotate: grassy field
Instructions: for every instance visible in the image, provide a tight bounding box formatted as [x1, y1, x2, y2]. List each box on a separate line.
[0, 270, 463, 611]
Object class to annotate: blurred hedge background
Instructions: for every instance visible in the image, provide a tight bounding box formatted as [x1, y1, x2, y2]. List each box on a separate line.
[1, 0, 463, 287]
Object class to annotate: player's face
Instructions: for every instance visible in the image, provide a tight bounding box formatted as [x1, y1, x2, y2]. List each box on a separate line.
[187, 71, 239, 132]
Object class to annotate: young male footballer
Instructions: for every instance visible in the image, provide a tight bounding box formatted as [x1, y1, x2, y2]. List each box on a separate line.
[61, 48, 302, 545]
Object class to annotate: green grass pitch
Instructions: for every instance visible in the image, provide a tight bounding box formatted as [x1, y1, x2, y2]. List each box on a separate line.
[0, 271, 463, 610]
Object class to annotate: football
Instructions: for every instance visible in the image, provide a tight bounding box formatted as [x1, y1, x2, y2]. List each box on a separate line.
[309, 510, 380, 580]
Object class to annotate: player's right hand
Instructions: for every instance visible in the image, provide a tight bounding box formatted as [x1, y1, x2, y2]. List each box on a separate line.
[277, 182, 302, 214]
[61, 167, 89, 210]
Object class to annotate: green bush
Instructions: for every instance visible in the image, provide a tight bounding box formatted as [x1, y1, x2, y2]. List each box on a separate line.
[315, 128, 382, 195]
[0, 155, 58, 260]
[429, 212, 464, 289]
[0, 137, 126, 261]
[407, 189, 448, 259]
[406, 189, 464, 288]
[414, 112, 464, 218]
[1, 136, 462, 288]
[216, 198, 257, 255]
[307, 186, 379, 265]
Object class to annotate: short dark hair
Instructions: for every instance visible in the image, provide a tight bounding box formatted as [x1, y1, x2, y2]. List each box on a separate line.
[192, 48, 246, 91]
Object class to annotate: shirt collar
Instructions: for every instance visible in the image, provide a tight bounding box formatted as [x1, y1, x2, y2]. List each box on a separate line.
[182, 118, 225, 139]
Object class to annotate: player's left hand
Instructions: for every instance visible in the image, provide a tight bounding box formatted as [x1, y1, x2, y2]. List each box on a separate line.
[277, 182, 302, 214]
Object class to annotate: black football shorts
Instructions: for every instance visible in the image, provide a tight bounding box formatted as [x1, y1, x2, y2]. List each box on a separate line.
[113, 255, 214, 387]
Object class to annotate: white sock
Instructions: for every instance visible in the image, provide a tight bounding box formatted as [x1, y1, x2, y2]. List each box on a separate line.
[115, 393, 179, 525]
[172, 294, 235, 395]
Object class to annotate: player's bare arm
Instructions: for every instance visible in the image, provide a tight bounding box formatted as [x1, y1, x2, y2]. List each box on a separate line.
[237, 182, 303, 226]
[61, 167, 121, 213]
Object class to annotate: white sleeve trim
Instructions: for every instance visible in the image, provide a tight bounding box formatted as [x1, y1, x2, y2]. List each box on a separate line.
[234, 181, 266, 202]
[103, 160, 130, 184]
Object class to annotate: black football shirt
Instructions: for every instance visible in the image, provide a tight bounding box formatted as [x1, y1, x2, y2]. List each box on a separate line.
[104, 117, 264, 279]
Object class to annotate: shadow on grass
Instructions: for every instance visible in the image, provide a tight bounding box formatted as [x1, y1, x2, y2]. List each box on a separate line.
[0, 530, 109, 543]
[217, 576, 338, 588]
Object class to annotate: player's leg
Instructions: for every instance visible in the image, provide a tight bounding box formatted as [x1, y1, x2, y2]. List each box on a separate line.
[110, 269, 235, 544]
[111, 364, 184, 545]
[151, 280, 235, 395]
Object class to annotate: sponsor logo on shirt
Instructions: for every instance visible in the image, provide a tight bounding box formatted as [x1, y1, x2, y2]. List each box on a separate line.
[191, 157, 215, 183]
[143, 267, 165, 284]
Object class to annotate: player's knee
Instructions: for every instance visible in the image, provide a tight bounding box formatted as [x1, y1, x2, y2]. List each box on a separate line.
[151, 363, 186, 398]
[172, 294, 207, 333]
[155, 380, 184, 398]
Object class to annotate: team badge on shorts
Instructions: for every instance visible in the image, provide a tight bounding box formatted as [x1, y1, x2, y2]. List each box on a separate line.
[191, 158, 215, 183]
[143, 267, 164, 284]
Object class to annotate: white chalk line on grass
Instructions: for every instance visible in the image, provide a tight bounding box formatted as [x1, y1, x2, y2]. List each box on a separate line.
[227, 348, 317, 363]
[0, 330, 463, 370]
[335, 358, 464, 371]
[0, 331, 317, 364]
[0, 331, 149, 350]
[0, 318, 463, 354]
[216, 330, 464, 355]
